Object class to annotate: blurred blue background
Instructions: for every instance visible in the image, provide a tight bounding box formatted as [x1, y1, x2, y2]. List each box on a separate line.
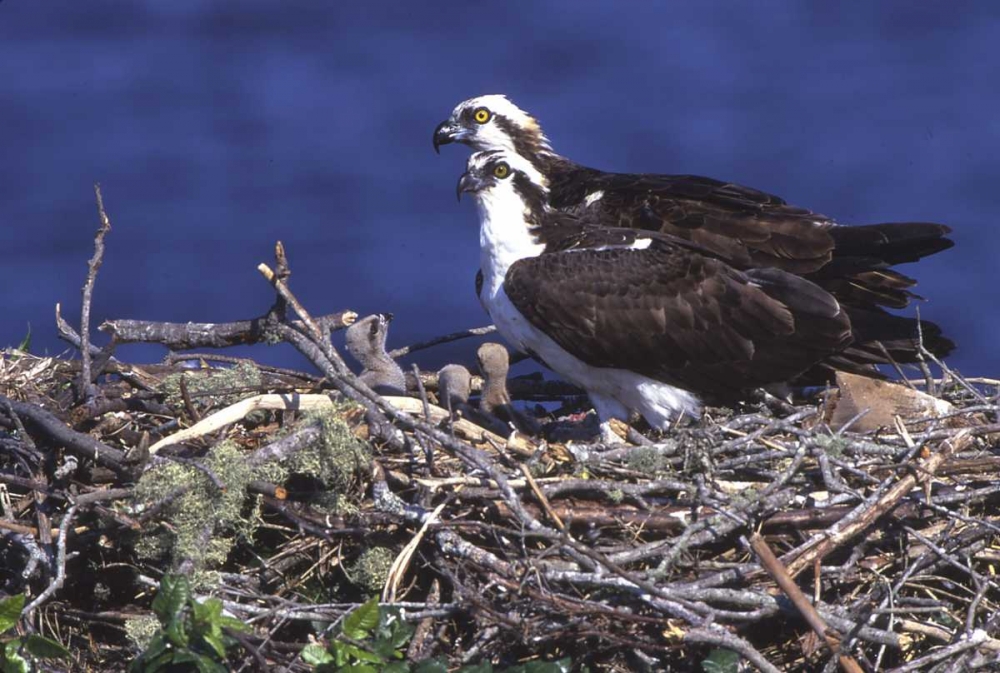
[1, 2, 996, 379]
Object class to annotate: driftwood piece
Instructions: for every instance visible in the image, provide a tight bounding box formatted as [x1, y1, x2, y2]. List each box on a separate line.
[148, 393, 537, 457]
[827, 371, 954, 432]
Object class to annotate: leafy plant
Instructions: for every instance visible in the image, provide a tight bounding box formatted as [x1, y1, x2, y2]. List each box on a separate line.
[301, 598, 574, 673]
[701, 647, 741, 673]
[0, 593, 72, 672]
[129, 574, 250, 673]
[16, 324, 31, 353]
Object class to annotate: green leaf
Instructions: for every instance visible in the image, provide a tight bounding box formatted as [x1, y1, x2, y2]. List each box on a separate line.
[1, 649, 29, 673]
[152, 574, 191, 625]
[371, 635, 399, 660]
[142, 631, 169, 659]
[300, 643, 335, 665]
[22, 634, 71, 659]
[194, 654, 228, 673]
[380, 610, 414, 651]
[701, 648, 741, 673]
[191, 598, 216, 623]
[340, 642, 382, 664]
[165, 617, 188, 648]
[496, 661, 572, 673]
[382, 663, 411, 673]
[0, 595, 25, 634]
[202, 631, 228, 659]
[332, 641, 349, 666]
[342, 598, 380, 640]
[413, 658, 450, 673]
[172, 649, 228, 673]
[457, 664, 492, 673]
[218, 615, 251, 633]
[146, 649, 179, 672]
[16, 325, 31, 353]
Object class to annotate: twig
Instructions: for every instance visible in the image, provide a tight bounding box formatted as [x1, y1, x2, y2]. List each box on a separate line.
[78, 184, 113, 402]
[780, 429, 973, 578]
[0, 395, 130, 475]
[100, 311, 356, 350]
[518, 464, 565, 531]
[164, 352, 320, 381]
[683, 625, 781, 673]
[388, 325, 497, 359]
[179, 374, 202, 422]
[258, 243, 322, 339]
[24, 503, 79, 616]
[749, 534, 863, 673]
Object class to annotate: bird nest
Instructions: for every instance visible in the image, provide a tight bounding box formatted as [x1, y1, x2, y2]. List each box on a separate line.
[1, 202, 998, 671]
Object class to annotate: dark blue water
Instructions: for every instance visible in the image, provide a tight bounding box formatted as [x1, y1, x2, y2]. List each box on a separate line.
[1, 2, 997, 380]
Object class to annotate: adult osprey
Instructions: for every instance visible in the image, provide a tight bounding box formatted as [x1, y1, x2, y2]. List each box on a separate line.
[435, 94, 954, 312]
[457, 149, 919, 441]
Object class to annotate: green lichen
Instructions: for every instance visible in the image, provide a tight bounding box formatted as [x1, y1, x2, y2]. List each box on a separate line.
[124, 614, 160, 652]
[813, 434, 848, 458]
[608, 489, 625, 504]
[134, 441, 257, 569]
[191, 569, 224, 594]
[348, 546, 395, 594]
[160, 361, 263, 412]
[285, 409, 370, 490]
[134, 404, 370, 572]
[627, 446, 668, 475]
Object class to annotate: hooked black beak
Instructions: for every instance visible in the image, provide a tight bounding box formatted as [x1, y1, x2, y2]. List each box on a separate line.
[456, 172, 484, 202]
[433, 120, 458, 154]
[378, 312, 394, 324]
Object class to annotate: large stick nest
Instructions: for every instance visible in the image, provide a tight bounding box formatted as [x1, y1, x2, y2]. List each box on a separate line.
[1, 233, 998, 672]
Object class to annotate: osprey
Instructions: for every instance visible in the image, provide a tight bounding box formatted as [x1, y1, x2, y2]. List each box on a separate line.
[435, 94, 955, 313]
[458, 149, 894, 441]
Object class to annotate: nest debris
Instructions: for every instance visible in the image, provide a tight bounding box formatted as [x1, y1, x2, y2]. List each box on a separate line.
[1, 194, 999, 672]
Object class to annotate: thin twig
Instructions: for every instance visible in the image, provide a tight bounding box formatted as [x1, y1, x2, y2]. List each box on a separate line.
[388, 325, 497, 359]
[24, 503, 79, 616]
[78, 184, 113, 401]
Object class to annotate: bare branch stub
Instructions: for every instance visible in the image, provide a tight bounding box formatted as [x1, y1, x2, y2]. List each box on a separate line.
[78, 183, 113, 403]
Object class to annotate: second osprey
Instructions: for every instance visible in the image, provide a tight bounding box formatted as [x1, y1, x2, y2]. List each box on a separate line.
[435, 94, 954, 312]
[437, 96, 955, 439]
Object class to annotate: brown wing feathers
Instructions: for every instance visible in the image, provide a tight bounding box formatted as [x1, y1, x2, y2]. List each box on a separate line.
[503, 245, 854, 397]
[548, 165, 952, 312]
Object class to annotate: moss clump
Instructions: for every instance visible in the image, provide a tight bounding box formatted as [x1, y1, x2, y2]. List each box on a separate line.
[134, 404, 369, 571]
[124, 614, 160, 652]
[812, 434, 848, 458]
[160, 361, 263, 412]
[626, 446, 669, 475]
[349, 546, 396, 594]
[134, 441, 256, 570]
[287, 409, 370, 488]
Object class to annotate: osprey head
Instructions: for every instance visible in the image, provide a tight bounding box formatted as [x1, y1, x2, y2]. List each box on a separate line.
[456, 149, 549, 209]
[433, 94, 551, 155]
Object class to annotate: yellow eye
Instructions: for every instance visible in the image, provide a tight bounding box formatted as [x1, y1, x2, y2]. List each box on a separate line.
[493, 162, 510, 179]
[473, 107, 491, 124]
